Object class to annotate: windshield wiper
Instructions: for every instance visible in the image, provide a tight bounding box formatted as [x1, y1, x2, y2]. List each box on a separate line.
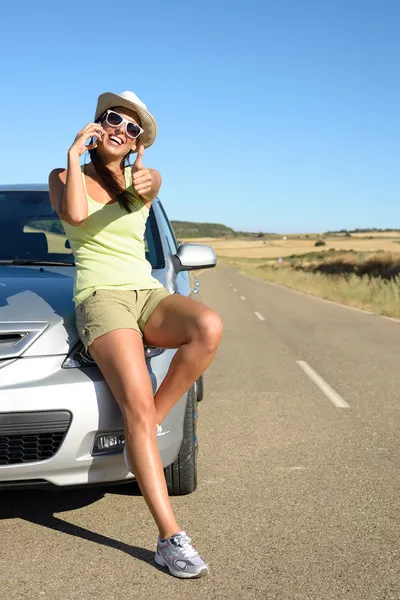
[0, 259, 75, 266]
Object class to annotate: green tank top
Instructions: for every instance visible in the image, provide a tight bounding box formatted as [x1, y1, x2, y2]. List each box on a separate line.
[61, 165, 163, 306]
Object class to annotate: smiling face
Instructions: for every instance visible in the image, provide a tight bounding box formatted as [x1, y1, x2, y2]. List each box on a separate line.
[97, 106, 142, 158]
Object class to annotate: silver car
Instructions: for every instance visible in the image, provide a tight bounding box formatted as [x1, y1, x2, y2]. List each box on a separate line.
[0, 185, 216, 493]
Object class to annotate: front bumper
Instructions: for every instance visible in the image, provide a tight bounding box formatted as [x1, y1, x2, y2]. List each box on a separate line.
[0, 352, 186, 487]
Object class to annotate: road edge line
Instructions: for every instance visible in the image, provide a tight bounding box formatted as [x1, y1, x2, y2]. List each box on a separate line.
[235, 269, 400, 324]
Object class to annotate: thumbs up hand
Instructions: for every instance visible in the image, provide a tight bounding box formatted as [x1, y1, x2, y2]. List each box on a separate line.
[132, 145, 153, 198]
[133, 144, 145, 170]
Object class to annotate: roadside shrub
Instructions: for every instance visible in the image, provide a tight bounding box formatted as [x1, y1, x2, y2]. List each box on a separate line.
[315, 239, 326, 247]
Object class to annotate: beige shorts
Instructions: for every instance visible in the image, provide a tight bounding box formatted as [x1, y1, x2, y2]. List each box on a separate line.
[75, 287, 172, 352]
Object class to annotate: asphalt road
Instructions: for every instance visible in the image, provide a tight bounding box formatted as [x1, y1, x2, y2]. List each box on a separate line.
[1, 264, 400, 599]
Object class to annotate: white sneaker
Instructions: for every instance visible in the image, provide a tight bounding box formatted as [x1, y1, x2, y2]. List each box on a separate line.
[123, 424, 166, 472]
[155, 531, 209, 578]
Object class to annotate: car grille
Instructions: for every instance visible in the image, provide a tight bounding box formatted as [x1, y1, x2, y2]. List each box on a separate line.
[0, 411, 72, 466]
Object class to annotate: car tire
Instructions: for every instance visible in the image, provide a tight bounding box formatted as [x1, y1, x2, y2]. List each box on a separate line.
[164, 385, 198, 496]
[196, 375, 204, 401]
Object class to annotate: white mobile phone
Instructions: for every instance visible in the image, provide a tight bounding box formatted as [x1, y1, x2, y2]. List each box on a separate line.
[90, 132, 102, 147]
[90, 121, 103, 147]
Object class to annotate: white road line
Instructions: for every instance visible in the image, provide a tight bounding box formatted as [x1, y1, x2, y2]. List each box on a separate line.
[229, 283, 232, 286]
[233, 288, 238, 292]
[241, 274, 376, 316]
[240, 295, 246, 300]
[254, 311, 265, 321]
[296, 361, 350, 409]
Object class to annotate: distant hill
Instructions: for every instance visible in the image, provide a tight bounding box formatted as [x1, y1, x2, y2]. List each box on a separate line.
[170, 221, 236, 238]
[324, 228, 400, 235]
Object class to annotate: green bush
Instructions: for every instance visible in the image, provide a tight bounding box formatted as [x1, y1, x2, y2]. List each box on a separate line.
[315, 239, 326, 247]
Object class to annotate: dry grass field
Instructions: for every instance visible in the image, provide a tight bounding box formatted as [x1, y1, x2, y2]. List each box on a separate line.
[346, 231, 400, 238]
[186, 235, 400, 318]
[181, 235, 400, 259]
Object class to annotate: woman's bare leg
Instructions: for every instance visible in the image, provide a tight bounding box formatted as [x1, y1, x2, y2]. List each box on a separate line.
[143, 295, 223, 424]
[89, 328, 180, 541]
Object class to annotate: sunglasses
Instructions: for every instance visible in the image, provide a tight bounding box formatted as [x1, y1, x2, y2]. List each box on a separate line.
[101, 109, 144, 140]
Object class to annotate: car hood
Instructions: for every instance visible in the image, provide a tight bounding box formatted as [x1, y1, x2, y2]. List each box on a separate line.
[0, 265, 170, 358]
[0, 266, 76, 357]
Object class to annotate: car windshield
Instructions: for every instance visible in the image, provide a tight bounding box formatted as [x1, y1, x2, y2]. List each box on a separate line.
[0, 190, 163, 268]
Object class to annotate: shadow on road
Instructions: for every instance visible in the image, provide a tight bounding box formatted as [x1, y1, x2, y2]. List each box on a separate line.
[0, 486, 166, 573]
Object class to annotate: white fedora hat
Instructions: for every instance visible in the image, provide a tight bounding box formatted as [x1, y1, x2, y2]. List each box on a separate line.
[94, 91, 157, 150]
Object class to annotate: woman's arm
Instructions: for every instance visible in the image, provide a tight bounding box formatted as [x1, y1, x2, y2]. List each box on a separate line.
[48, 122, 104, 225]
[49, 153, 87, 225]
[131, 145, 162, 204]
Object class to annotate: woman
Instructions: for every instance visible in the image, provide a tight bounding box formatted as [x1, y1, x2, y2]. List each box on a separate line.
[48, 91, 223, 579]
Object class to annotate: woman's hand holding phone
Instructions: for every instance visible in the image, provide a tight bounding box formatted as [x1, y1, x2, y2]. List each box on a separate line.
[68, 123, 105, 157]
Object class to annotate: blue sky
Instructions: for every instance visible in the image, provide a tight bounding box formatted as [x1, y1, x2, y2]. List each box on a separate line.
[0, 0, 399, 233]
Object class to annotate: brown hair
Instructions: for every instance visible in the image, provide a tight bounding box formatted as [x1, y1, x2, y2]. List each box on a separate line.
[88, 109, 140, 213]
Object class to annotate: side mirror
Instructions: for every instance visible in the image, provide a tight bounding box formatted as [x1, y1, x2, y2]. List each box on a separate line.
[173, 244, 217, 272]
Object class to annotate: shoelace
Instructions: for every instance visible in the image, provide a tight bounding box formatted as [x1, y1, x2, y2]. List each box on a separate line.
[171, 533, 199, 558]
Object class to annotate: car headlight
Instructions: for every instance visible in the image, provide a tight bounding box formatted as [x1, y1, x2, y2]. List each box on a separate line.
[62, 341, 165, 369]
[62, 343, 96, 368]
[144, 345, 165, 358]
